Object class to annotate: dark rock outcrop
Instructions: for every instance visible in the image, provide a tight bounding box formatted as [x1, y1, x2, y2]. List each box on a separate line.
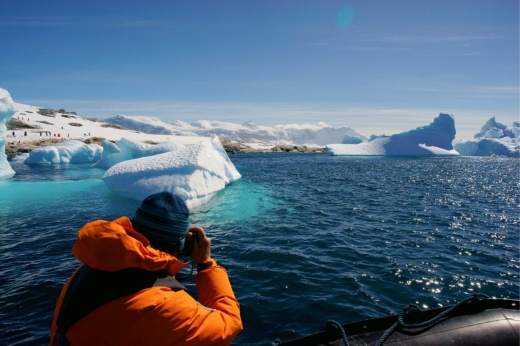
[6, 118, 43, 130]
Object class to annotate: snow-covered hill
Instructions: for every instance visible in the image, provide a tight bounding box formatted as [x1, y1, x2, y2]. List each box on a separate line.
[105, 114, 366, 146]
[8, 103, 204, 145]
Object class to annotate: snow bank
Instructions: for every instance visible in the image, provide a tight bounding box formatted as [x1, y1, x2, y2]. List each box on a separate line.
[0, 89, 16, 178]
[102, 137, 241, 208]
[327, 113, 460, 156]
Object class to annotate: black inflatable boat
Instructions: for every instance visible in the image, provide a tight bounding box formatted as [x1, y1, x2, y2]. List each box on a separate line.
[275, 294, 519, 345]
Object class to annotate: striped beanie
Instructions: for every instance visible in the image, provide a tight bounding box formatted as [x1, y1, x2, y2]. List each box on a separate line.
[131, 192, 190, 246]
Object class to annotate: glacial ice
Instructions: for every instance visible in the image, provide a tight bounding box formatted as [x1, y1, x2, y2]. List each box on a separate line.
[102, 136, 241, 208]
[327, 113, 460, 156]
[453, 117, 519, 157]
[93, 138, 186, 168]
[26, 140, 103, 164]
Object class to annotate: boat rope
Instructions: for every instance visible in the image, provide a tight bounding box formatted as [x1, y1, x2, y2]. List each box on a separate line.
[272, 293, 489, 345]
[375, 293, 489, 346]
[326, 320, 350, 346]
[271, 320, 351, 346]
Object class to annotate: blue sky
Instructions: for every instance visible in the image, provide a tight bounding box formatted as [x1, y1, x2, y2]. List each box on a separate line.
[1, 0, 518, 139]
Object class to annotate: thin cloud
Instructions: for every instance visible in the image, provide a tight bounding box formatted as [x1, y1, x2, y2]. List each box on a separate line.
[0, 16, 173, 29]
[364, 34, 497, 43]
[40, 70, 143, 84]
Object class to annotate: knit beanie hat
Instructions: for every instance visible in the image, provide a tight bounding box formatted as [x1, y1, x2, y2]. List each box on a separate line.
[131, 192, 190, 247]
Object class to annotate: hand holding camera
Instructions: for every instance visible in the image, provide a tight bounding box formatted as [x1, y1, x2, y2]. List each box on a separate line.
[183, 226, 211, 265]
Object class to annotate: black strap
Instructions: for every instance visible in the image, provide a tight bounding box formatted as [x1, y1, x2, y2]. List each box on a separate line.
[56, 265, 162, 335]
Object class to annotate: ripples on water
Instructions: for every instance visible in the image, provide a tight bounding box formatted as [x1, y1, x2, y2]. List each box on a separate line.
[0, 155, 518, 345]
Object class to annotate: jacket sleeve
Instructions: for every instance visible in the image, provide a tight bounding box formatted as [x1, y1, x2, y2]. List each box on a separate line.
[193, 264, 243, 344]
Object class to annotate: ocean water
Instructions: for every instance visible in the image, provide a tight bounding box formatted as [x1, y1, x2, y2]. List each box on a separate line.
[0, 153, 518, 345]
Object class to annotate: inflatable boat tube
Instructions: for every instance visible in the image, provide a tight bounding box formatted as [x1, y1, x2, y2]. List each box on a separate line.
[276, 295, 519, 345]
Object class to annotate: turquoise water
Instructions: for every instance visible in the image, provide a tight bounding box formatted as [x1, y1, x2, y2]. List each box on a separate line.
[0, 154, 519, 345]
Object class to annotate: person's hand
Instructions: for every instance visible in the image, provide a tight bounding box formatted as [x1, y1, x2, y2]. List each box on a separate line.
[187, 226, 211, 265]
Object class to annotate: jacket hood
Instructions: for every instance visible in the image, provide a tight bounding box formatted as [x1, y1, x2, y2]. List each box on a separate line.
[72, 216, 188, 276]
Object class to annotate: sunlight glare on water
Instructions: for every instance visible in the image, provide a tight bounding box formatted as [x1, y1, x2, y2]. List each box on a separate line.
[0, 154, 518, 345]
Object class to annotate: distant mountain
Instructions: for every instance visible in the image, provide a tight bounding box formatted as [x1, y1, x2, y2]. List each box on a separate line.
[105, 115, 366, 146]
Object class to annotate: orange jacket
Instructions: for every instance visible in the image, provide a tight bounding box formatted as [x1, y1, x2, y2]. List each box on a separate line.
[49, 216, 242, 346]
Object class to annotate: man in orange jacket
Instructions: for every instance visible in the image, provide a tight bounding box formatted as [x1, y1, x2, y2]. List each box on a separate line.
[49, 192, 243, 346]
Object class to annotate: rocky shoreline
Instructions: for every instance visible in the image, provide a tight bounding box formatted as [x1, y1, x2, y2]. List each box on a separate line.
[6, 137, 328, 162]
[219, 138, 326, 154]
[5, 137, 326, 160]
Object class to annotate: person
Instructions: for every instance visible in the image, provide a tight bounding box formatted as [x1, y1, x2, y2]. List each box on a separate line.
[49, 192, 242, 346]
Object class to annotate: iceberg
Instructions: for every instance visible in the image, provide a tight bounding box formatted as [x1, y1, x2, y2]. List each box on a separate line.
[93, 138, 186, 168]
[453, 117, 519, 157]
[0, 88, 16, 178]
[474, 117, 508, 139]
[327, 113, 460, 156]
[26, 140, 103, 164]
[102, 137, 241, 208]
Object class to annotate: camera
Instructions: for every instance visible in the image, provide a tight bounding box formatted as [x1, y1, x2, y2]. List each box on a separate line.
[179, 231, 198, 257]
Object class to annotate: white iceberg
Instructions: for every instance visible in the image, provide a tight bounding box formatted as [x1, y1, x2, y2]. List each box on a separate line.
[0, 88, 16, 178]
[93, 138, 186, 168]
[102, 136, 241, 208]
[327, 113, 459, 156]
[453, 117, 519, 157]
[26, 140, 103, 164]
